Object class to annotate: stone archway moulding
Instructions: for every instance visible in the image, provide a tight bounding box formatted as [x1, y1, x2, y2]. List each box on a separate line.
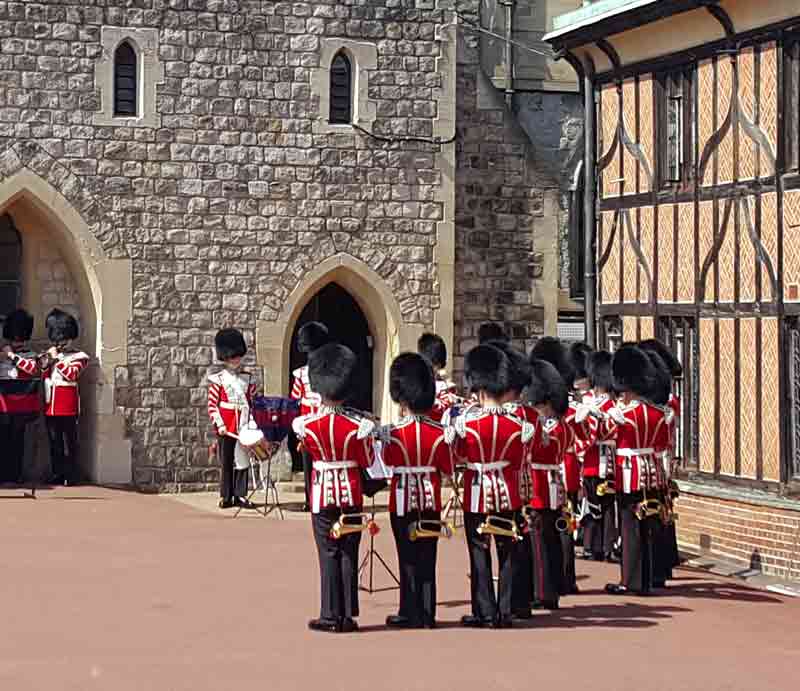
[0, 168, 133, 484]
[256, 254, 424, 421]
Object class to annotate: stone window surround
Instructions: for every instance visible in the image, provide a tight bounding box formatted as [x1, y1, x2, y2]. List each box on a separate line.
[94, 27, 163, 129]
[311, 39, 377, 135]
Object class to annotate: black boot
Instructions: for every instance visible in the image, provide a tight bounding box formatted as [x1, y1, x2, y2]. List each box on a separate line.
[308, 618, 340, 633]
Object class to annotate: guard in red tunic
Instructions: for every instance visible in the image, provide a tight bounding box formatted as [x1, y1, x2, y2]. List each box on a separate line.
[41, 309, 89, 486]
[381, 353, 453, 629]
[1, 309, 40, 483]
[602, 344, 669, 595]
[524, 359, 572, 610]
[207, 328, 257, 510]
[290, 321, 330, 511]
[446, 344, 533, 628]
[292, 343, 375, 634]
[578, 351, 619, 562]
[417, 332, 461, 422]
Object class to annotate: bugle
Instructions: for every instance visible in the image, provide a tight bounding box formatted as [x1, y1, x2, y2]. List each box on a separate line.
[476, 515, 523, 542]
[596, 479, 616, 496]
[330, 513, 379, 539]
[556, 500, 577, 533]
[408, 519, 454, 541]
[634, 490, 662, 521]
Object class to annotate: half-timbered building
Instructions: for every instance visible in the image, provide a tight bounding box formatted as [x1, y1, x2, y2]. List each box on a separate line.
[547, 0, 800, 582]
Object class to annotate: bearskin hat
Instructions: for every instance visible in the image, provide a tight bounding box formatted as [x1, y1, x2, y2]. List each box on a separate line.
[297, 321, 330, 354]
[214, 328, 247, 361]
[588, 350, 614, 392]
[308, 343, 357, 402]
[529, 336, 576, 388]
[417, 332, 447, 370]
[485, 340, 531, 393]
[464, 344, 511, 396]
[639, 338, 682, 378]
[612, 344, 658, 398]
[2, 309, 33, 341]
[46, 308, 79, 343]
[478, 322, 509, 344]
[569, 342, 594, 381]
[525, 359, 569, 417]
[644, 350, 672, 406]
[390, 352, 436, 413]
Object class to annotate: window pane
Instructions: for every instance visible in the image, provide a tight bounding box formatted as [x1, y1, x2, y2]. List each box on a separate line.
[329, 53, 352, 124]
[666, 94, 683, 181]
[114, 42, 137, 117]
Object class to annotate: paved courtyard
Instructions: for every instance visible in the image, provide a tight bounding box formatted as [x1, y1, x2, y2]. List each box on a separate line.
[1, 486, 798, 691]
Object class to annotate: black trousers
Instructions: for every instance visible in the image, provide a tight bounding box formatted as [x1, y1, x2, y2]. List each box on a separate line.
[511, 531, 534, 613]
[390, 511, 439, 625]
[582, 477, 619, 557]
[218, 435, 248, 501]
[529, 509, 562, 606]
[464, 511, 515, 622]
[619, 492, 656, 593]
[312, 508, 362, 621]
[652, 519, 680, 584]
[0, 414, 29, 483]
[560, 491, 579, 594]
[45, 415, 79, 483]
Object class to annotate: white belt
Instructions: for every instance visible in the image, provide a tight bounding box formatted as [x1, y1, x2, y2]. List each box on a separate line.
[617, 448, 654, 457]
[51, 381, 78, 388]
[597, 441, 615, 448]
[313, 461, 358, 471]
[466, 461, 509, 472]
[219, 401, 248, 410]
[393, 466, 436, 475]
[529, 463, 560, 471]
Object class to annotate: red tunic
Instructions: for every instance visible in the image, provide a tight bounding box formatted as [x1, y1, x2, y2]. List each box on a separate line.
[290, 365, 321, 417]
[662, 393, 681, 479]
[561, 400, 597, 494]
[502, 402, 544, 504]
[529, 417, 574, 510]
[446, 406, 532, 513]
[601, 400, 669, 493]
[381, 416, 453, 515]
[0, 350, 40, 415]
[293, 406, 374, 513]
[43, 351, 89, 417]
[207, 369, 256, 435]
[580, 392, 617, 479]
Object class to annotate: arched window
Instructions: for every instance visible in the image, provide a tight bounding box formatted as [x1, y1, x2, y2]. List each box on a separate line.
[114, 41, 137, 117]
[0, 214, 22, 321]
[329, 52, 352, 124]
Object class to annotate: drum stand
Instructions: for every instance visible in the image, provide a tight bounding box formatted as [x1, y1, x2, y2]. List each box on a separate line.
[358, 496, 399, 594]
[235, 446, 284, 520]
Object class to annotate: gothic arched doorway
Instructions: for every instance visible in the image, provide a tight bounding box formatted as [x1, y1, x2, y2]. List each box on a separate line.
[289, 282, 374, 412]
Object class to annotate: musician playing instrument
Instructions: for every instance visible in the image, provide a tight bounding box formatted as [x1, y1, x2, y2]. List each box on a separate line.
[207, 328, 258, 510]
[292, 343, 375, 634]
[290, 321, 330, 511]
[1, 309, 39, 484]
[40, 309, 89, 486]
[446, 344, 534, 629]
[639, 339, 683, 585]
[417, 333, 461, 422]
[524, 359, 573, 610]
[380, 353, 453, 629]
[600, 344, 669, 596]
[578, 351, 620, 562]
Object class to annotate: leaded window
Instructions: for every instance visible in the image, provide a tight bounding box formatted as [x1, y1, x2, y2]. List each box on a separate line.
[656, 66, 695, 187]
[329, 52, 352, 124]
[114, 41, 137, 117]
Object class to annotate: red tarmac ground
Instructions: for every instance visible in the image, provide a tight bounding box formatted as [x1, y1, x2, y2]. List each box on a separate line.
[1, 486, 798, 691]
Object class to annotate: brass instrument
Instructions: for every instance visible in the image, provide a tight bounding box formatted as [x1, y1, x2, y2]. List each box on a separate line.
[634, 490, 663, 521]
[596, 479, 616, 496]
[329, 513, 379, 539]
[556, 500, 577, 533]
[36, 345, 66, 371]
[476, 515, 523, 542]
[409, 519, 455, 541]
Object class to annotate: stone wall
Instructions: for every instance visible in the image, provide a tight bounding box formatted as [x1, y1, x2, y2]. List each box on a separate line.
[0, 0, 452, 490]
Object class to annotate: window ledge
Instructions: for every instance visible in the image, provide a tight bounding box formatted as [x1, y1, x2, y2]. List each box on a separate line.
[677, 477, 800, 512]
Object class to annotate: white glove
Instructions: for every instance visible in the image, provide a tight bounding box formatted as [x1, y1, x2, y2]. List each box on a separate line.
[608, 407, 627, 425]
[574, 403, 592, 424]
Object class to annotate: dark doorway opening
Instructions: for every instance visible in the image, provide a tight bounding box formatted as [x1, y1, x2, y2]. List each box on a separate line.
[287, 283, 375, 471]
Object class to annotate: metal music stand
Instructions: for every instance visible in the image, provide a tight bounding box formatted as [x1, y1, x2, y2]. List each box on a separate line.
[358, 495, 399, 594]
[442, 465, 465, 528]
